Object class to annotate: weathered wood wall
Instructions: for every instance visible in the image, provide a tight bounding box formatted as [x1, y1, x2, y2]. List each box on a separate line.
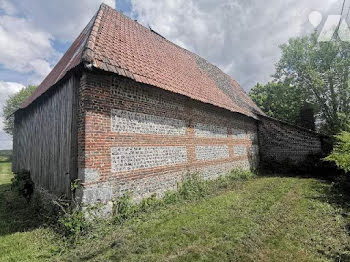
[12, 75, 79, 196]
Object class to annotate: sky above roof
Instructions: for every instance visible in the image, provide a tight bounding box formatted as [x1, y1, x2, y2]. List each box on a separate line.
[0, 0, 345, 149]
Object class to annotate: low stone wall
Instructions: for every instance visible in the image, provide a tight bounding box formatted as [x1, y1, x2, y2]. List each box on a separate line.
[258, 115, 325, 167]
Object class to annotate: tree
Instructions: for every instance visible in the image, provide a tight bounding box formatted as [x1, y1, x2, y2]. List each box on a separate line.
[250, 33, 350, 135]
[249, 81, 304, 124]
[274, 33, 350, 135]
[2, 85, 37, 135]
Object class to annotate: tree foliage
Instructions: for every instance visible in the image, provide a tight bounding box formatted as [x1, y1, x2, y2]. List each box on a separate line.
[325, 131, 350, 173]
[2, 85, 37, 135]
[249, 81, 303, 124]
[250, 33, 350, 135]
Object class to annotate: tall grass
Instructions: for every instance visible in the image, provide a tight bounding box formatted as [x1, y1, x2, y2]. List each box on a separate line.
[112, 169, 255, 224]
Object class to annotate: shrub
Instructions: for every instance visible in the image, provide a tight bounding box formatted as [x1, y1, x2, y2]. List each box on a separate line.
[50, 195, 103, 242]
[53, 179, 93, 240]
[10, 174, 91, 241]
[112, 192, 139, 223]
[227, 169, 255, 180]
[56, 201, 87, 240]
[139, 193, 158, 211]
[11, 169, 34, 202]
[178, 173, 209, 200]
[38, 179, 90, 241]
[325, 131, 350, 173]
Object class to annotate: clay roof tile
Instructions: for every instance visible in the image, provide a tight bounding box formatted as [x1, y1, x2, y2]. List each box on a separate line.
[21, 3, 263, 118]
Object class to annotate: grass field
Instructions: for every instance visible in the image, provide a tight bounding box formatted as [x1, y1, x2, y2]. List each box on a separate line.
[0, 161, 11, 185]
[0, 161, 349, 261]
[0, 161, 60, 261]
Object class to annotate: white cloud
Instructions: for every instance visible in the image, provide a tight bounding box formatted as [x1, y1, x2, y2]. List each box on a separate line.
[0, 0, 17, 15]
[0, 0, 344, 148]
[131, 0, 341, 90]
[28, 59, 52, 78]
[10, 0, 116, 41]
[0, 15, 58, 82]
[0, 81, 25, 120]
[0, 81, 24, 109]
[0, 0, 116, 83]
[0, 0, 116, 147]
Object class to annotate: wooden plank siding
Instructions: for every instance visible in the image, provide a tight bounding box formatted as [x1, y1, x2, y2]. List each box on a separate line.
[12, 75, 79, 196]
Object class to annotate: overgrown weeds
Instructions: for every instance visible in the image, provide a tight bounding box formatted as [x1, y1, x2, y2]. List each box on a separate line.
[3, 164, 350, 261]
[9, 169, 255, 244]
[53, 198, 89, 241]
[111, 169, 255, 225]
[10, 173, 90, 242]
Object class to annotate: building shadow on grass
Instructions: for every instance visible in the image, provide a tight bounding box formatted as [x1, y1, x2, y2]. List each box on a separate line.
[258, 168, 350, 260]
[309, 175, 350, 216]
[259, 157, 350, 233]
[258, 159, 350, 212]
[0, 182, 46, 236]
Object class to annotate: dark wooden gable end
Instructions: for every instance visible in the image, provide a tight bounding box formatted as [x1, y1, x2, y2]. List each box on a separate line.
[13, 76, 79, 196]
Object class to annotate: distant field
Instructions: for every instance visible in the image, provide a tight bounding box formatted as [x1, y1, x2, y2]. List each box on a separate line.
[0, 150, 12, 157]
[0, 149, 12, 154]
[0, 161, 60, 261]
[0, 161, 12, 186]
[0, 150, 12, 163]
[0, 163, 349, 261]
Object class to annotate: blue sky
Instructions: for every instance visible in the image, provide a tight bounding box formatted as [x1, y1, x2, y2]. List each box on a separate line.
[0, 0, 343, 149]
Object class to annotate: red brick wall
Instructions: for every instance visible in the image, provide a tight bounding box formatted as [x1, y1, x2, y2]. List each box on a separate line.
[77, 71, 259, 203]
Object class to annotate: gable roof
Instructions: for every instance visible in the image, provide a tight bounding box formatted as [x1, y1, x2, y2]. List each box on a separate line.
[21, 3, 264, 118]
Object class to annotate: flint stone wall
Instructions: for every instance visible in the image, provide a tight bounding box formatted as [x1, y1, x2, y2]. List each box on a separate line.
[258, 116, 324, 165]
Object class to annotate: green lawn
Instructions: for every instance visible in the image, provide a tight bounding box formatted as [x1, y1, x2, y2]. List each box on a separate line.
[0, 161, 11, 185]
[0, 161, 61, 262]
[0, 161, 349, 261]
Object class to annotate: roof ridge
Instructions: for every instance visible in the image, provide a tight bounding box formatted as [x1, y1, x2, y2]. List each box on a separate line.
[19, 7, 100, 110]
[20, 3, 264, 118]
[102, 7, 250, 99]
[81, 3, 107, 65]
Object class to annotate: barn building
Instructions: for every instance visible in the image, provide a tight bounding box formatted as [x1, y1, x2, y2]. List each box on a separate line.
[12, 4, 325, 205]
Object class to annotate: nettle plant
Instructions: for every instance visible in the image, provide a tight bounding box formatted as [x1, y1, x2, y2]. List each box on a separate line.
[325, 131, 350, 173]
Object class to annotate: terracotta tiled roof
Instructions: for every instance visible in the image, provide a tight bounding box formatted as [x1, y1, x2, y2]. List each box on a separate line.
[21, 3, 263, 118]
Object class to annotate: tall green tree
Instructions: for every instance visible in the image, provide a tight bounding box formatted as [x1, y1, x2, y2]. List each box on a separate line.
[2, 85, 37, 135]
[250, 33, 350, 135]
[249, 81, 303, 124]
[274, 33, 350, 134]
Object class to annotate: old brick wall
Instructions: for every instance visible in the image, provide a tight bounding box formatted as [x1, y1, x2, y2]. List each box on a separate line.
[258, 116, 323, 165]
[77, 71, 259, 204]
